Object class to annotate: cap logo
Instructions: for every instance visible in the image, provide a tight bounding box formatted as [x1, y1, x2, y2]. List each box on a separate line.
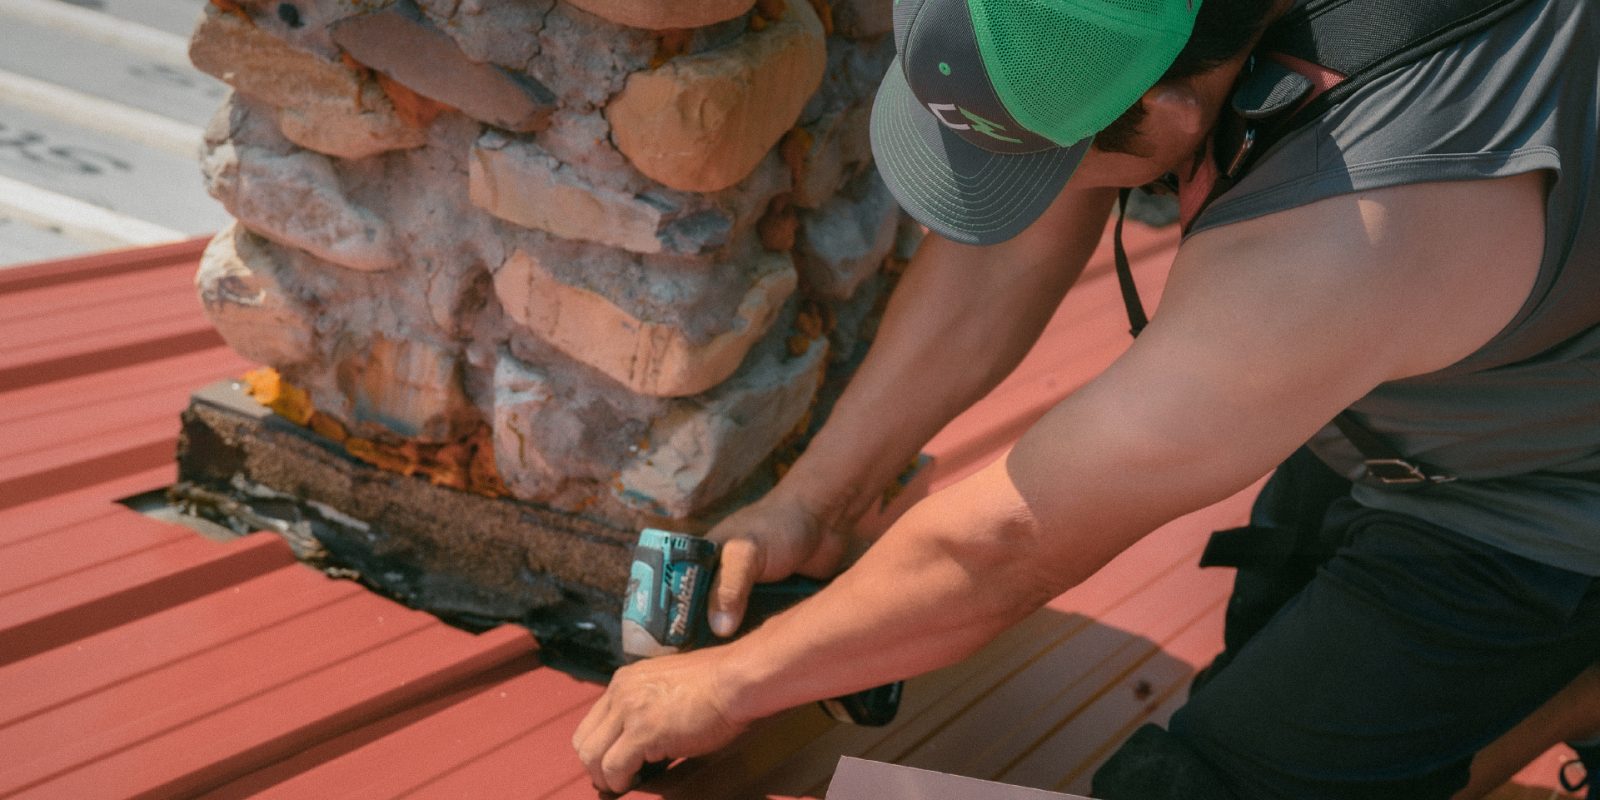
[926, 102, 1023, 144]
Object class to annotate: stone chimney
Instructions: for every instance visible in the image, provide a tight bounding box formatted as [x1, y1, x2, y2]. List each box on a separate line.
[179, 0, 909, 663]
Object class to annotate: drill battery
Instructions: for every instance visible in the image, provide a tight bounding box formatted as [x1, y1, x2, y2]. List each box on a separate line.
[621, 528, 902, 726]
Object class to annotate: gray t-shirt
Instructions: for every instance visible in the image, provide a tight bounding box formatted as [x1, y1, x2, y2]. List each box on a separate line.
[1189, 0, 1600, 573]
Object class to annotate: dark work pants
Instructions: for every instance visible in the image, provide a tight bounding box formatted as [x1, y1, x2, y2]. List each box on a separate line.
[1092, 450, 1600, 800]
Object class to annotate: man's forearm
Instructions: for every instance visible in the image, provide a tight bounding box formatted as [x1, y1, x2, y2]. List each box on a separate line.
[719, 457, 1063, 721]
[778, 188, 1117, 528]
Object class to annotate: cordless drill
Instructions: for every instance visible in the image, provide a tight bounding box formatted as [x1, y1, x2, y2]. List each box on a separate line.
[621, 528, 902, 726]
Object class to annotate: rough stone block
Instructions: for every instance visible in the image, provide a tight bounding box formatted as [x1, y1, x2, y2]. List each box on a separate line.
[490, 353, 565, 500]
[790, 104, 872, 208]
[203, 97, 401, 272]
[796, 171, 899, 300]
[832, 0, 894, 39]
[189, 9, 426, 159]
[332, 0, 558, 133]
[331, 333, 474, 441]
[493, 247, 797, 398]
[417, 0, 553, 72]
[195, 222, 318, 367]
[606, 0, 826, 192]
[469, 134, 673, 254]
[614, 336, 828, 519]
[562, 0, 756, 31]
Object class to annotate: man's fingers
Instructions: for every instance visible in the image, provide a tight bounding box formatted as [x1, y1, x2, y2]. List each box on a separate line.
[709, 537, 763, 638]
[600, 731, 649, 794]
[571, 691, 611, 750]
[575, 702, 624, 791]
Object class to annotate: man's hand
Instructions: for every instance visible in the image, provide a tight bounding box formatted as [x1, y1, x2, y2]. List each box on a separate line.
[572, 646, 748, 794]
[704, 490, 848, 637]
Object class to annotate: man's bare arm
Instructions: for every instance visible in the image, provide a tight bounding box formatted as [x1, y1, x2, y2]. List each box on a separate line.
[703, 186, 1117, 633]
[715, 172, 1546, 721]
[782, 185, 1119, 527]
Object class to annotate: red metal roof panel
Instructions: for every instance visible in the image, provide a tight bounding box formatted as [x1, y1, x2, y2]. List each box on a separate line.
[0, 232, 1575, 800]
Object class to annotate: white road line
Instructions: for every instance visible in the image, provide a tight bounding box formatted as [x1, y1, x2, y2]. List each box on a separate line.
[0, 69, 205, 160]
[0, 0, 193, 67]
[0, 173, 186, 247]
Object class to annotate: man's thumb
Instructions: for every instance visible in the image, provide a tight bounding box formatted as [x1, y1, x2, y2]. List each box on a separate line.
[709, 538, 761, 637]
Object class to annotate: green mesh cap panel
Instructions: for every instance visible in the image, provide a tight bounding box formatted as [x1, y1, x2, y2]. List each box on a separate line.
[969, 0, 1201, 146]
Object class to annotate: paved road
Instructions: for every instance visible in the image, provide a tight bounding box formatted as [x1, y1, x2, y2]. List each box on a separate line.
[0, 0, 227, 268]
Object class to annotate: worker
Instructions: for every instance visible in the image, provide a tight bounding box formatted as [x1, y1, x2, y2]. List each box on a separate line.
[574, 0, 1600, 796]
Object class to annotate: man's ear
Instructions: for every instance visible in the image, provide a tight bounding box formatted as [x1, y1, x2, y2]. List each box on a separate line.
[1139, 83, 1205, 140]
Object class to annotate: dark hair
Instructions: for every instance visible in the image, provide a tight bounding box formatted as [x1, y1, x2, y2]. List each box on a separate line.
[1094, 0, 1277, 155]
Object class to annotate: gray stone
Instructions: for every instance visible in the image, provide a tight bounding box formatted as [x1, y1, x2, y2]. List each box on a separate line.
[195, 222, 318, 367]
[529, 4, 655, 112]
[226, 0, 379, 60]
[614, 335, 828, 519]
[796, 170, 899, 300]
[491, 352, 564, 500]
[203, 95, 403, 272]
[791, 104, 872, 209]
[799, 34, 895, 126]
[417, 0, 554, 72]
[202, 96, 402, 272]
[332, 0, 558, 133]
[832, 0, 894, 40]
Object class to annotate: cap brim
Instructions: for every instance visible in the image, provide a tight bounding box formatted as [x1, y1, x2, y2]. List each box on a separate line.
[870, 59, 1091, 247]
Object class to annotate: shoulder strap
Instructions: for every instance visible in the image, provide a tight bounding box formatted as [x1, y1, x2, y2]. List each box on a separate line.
[1110, 0, 1540, 486]
[1249, 0, 1537, 169]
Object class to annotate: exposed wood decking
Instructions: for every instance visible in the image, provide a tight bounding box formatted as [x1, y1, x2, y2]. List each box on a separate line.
[0, 229, 1577, 798]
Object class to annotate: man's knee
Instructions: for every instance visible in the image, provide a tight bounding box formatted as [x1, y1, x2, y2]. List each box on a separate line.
[1091, 724, 1239, 800]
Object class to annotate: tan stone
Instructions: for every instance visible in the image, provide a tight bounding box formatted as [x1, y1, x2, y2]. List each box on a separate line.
[562, 0, 756, 31]
[792, 105, 873, 208]
[494, 249, 797, 397]
[606, 0, 825, 192]
[195, 222, 317, 367]
[332, 334, 474, 442]
[189, 9, 426, 159]
[469, 136, 667, 254]
[615, 337, 827, 519]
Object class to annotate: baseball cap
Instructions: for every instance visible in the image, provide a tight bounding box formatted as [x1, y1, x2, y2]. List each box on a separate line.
[870, 0, 1202, 245]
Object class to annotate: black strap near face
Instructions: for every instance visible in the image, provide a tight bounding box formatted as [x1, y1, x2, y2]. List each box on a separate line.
[1240, 0, 1536, 183]
[1113, 188, 1151, 338]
